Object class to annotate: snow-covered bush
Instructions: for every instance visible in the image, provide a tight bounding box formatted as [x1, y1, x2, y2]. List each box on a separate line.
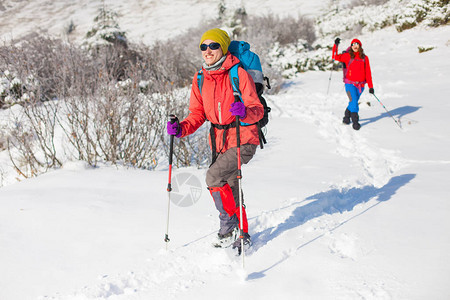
[0, 128, 6, 151]
[234, 13, 316, 92]
[318, 0, 449, 38]
[395, 0, 449, 31]
[268, 42, 333, 77]
[0, 70, 37, 108]
[347, 0, 390, 8]
[1, 30, 212, 177]
[217, 0, 248, 37]
[0, 36, 81, 104]
[83, 7, 128, 50]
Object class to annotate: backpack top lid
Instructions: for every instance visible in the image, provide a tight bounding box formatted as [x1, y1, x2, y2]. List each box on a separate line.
[228, 40, 264, 84]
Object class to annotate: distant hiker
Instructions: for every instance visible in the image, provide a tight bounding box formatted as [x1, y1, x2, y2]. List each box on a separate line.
[167, 28, 264, 252]
[332, 38, 374, 130]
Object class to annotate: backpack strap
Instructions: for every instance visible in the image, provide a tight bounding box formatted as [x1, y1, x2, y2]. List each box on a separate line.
[229, 64, 254, 126]
[344, 58, 354, 79]
[199, 63, 254, 126]
[209, 122, 237, 166]
[197, 69, 204, 95]
[229, 63, 267, 149]
[229, 64, 240, 95]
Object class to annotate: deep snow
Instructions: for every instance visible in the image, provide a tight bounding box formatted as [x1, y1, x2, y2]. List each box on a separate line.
[1, 1, 450, 299]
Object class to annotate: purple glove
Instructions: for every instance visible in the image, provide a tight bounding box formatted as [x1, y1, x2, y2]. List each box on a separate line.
[167, 121, 182, 137]
[229, 101, 247, 119]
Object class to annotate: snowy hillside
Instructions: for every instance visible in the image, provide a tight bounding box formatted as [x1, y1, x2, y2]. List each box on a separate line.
[1, 0, 450, 299]
[0, 0, 325, 45]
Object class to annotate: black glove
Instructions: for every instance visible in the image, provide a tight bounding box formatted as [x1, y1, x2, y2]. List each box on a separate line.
[369, 88, 374, 94]
[334, 38, 340, 45]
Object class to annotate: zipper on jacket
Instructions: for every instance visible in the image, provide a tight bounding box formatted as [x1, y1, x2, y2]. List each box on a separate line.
[218, 101, 222, 123]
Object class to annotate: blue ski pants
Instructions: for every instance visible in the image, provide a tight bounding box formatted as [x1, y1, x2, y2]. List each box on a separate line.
[345, 83, 365, 113]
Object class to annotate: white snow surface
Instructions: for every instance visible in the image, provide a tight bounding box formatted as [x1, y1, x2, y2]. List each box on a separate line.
[1, 1, 450, 299]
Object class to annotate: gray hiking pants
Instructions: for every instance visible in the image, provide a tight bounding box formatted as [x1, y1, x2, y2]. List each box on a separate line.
[206, 144, 257, 234]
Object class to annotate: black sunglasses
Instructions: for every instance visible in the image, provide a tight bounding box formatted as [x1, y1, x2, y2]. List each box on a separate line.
[352, 42, 360, 46]
[200, 42, 221, 51]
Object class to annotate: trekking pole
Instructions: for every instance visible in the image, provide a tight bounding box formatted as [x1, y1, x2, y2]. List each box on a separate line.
[326, 63, 333, 95]
[234, 93, 245, 268]
[372, 94, 402, 129]
[164, 114, 178, 249]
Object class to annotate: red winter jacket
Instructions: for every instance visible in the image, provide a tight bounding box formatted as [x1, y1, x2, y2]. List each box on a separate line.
[179, 54, 264, 153]
[332, 44, 373, 89]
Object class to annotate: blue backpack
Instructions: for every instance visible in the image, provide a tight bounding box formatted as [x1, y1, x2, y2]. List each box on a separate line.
[197, 40, 271, 153]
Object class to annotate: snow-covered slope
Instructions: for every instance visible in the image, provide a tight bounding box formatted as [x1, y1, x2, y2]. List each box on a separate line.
[1, 1, 450, 299]
[0, 0, 325, 45]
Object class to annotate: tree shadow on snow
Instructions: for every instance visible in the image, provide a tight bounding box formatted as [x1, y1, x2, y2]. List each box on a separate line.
[360, 105, 420, 126]
[247, 173, 415, 280]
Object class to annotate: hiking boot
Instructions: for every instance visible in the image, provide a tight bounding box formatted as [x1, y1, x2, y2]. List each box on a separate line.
[342, 108, 351, 125]
[350, 112, 361, 130]
[212, 227, 238, 248]
[232, 232, 252, 255]
[352, 122, 361, 130]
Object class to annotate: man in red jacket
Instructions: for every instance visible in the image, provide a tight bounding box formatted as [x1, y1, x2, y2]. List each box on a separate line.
[332, 38, 374, 130]
[167, 28, 264, 252]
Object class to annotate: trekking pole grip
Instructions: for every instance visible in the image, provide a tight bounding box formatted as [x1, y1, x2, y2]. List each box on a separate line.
[233, 93, 241, 148]
[169, 114, 177, 124]
[168, 114, 179, 166]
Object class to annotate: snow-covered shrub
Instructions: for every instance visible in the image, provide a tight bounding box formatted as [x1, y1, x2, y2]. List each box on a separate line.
[82, 7, 143, 82]
[0, 130, 5, 151]
[83, 7, 128, 50]
[143, 39, 199, 89]
[2, 31, 210, 177]
[217, 0, 248, 37]
[6, 80, 168, 178]
[229, 13, 316, 92]
[268, 41, 332, 77]
[60, 85, 166, 169]
[7, 100, 62, 177]
[242, 14, 316, 46]
[347, 0, 390, 8]
[0, 70, 37, 108]
[162, 88, 211, 168]
[395, 0, 449, 31]
[0, 36, 82, 104]
[318, 0, 449, 38]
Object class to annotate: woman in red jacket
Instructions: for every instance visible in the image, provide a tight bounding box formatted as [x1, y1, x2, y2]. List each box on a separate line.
[332, 38, 374, 130]
[167, 28, 264, 252]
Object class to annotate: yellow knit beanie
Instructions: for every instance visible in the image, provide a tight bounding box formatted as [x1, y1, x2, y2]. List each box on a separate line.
[199, 28, 231, 54]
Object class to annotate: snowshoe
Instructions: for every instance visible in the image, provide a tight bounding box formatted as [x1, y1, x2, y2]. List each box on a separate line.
[232, 232, 252, 255]
[212, 227, 238, 248]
